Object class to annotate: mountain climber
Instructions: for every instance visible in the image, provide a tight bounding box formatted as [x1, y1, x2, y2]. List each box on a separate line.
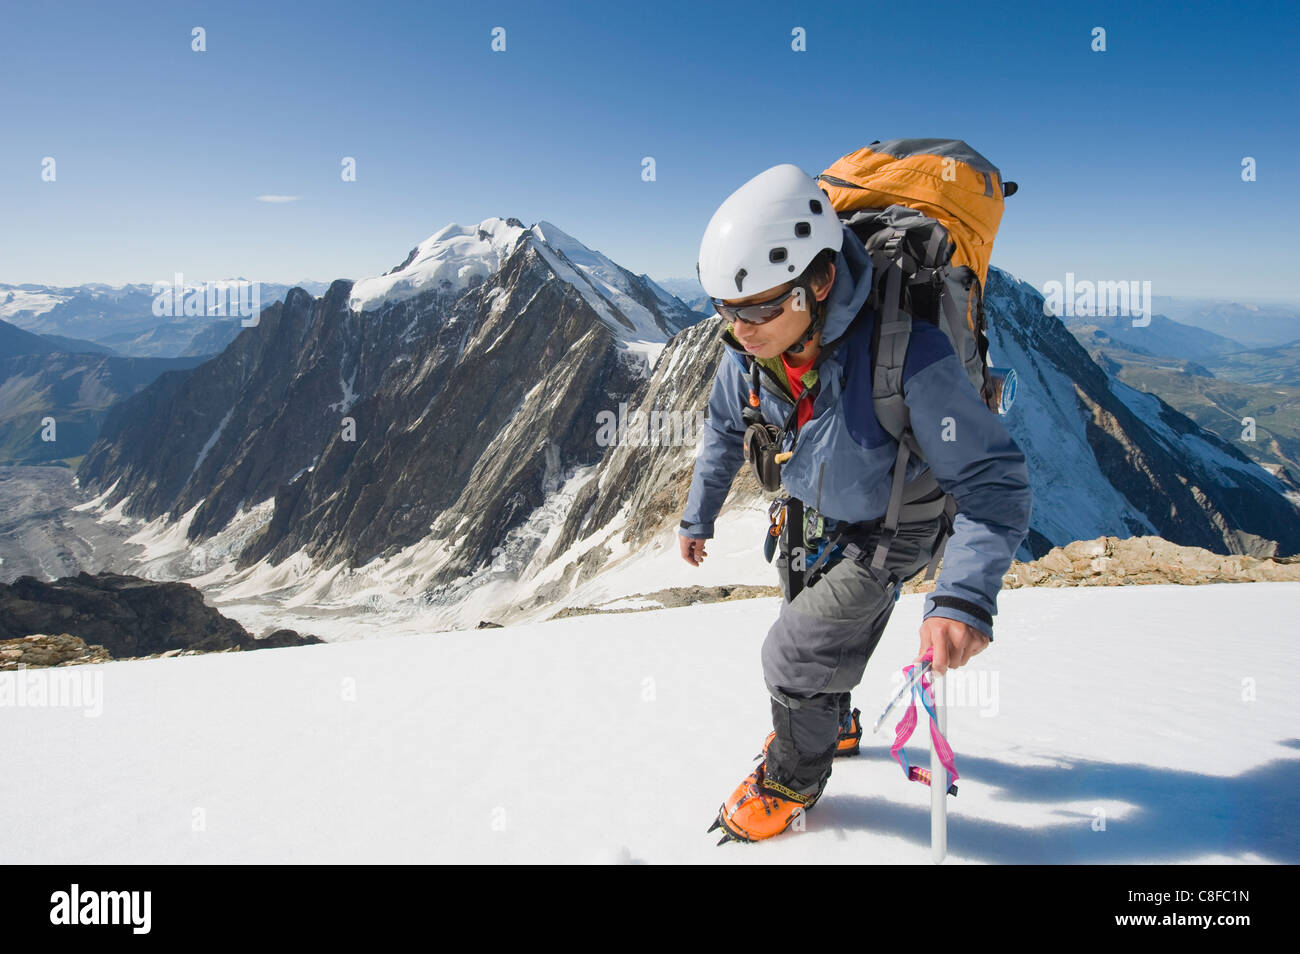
[678, 163, 1032, 843]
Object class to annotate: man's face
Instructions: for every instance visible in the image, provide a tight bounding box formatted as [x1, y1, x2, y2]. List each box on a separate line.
[723, 263, 835, 360]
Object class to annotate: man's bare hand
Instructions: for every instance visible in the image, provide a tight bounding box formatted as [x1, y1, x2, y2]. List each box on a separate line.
[679, 534, 708, 566]
[915, 616, 989, 674]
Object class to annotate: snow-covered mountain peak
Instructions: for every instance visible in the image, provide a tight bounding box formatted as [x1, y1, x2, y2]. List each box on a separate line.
[349, 216, 529, 312]
[348, 214, 700, 372]
[528, 219, 615, 269]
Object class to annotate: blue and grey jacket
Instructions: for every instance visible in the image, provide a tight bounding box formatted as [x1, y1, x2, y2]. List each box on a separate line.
[679, 223, 1033, 638]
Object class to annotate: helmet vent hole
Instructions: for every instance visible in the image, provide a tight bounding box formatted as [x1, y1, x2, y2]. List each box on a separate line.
[768, 247, 787, 264]
[794, 221, 811, 238]
[809, 199, 822, 214]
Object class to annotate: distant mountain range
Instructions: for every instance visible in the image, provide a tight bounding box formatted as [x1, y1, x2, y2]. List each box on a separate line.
[1069, 321, 1300, 491]
[0, 280, 331, 465]
[1, 280, 330, 358]
[1147, 295, 1299, 349]
[0, 317, 209, 465]
[1, 318, 112, 358]
[1064, 312, 1248, 363]
[649, 277, 712, 317]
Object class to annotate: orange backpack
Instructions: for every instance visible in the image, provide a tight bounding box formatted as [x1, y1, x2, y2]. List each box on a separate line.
[818, 138, 1017, 416]
[815, 139, 1019, 582]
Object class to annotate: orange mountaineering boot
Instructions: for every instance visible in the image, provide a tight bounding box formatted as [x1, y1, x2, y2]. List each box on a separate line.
[835, 707, 863, 757]
[708, 760, 826, 844]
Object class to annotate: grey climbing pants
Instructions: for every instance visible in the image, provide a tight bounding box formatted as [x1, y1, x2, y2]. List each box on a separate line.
[765, 514, 944, 794]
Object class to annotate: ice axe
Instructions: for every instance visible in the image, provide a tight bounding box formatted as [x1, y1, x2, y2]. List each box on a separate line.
[873, 649, 959, 864]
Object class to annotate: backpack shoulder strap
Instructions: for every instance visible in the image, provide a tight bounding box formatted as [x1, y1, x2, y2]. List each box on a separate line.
[867, 256, 952, 581]
[870, 256, 921, 458]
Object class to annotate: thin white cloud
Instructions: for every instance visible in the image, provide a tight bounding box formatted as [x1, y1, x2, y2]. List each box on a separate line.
[255, 194, 302, 203]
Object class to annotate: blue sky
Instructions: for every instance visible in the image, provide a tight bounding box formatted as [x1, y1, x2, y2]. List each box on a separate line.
[1, 0, 1297, 301]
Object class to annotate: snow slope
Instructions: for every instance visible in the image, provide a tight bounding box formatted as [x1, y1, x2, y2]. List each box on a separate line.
[83, 474, 774, 638]
[1108, 378, 1269, 490]
[2, 582, 1295, 864]
[0, 287, 64, 319]
[527, 221, 675, 369]
[985, 270, 1160, 553]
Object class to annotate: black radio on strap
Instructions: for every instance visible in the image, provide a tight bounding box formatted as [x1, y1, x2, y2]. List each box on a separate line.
[785, 497, 806, 601]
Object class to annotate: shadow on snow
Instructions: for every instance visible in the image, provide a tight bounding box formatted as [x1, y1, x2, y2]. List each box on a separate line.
[809, 740, 1300, 863]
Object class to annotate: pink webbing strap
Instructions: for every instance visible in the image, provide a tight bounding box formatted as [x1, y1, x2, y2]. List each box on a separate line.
[890, 648, 960, 796]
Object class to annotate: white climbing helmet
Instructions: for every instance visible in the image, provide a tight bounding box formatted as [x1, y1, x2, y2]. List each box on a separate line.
[697, 163, 843, 301]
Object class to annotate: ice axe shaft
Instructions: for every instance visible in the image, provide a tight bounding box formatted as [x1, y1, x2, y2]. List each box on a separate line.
[931, 671, 948, 864]
[872, 658, 931, 735]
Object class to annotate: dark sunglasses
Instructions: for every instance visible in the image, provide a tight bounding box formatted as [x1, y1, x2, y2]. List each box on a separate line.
[711, 282, 804, 325]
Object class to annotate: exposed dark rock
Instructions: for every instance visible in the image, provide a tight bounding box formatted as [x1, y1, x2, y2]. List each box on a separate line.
[256, 628, 325, 648]
[0, 571, 321, 660]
